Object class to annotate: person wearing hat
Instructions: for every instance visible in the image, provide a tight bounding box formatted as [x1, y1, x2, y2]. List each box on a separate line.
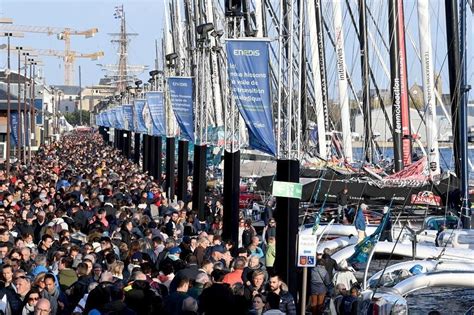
[355, 204, 367, 242]
[209, 245, 226, 264]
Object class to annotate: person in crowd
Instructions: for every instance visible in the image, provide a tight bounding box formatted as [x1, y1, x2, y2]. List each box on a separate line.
[310, 255, 332, 315]
[248, 294, 266, 315]
[336, 188, 349, 223]
[267, 274, 296, 315]
[354, 204, 367, 242]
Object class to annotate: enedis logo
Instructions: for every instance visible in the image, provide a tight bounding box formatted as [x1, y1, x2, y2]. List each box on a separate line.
[233, 49, 260, 57]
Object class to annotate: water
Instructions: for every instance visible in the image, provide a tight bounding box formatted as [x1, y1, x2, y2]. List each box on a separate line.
[352, 147, 474, 180]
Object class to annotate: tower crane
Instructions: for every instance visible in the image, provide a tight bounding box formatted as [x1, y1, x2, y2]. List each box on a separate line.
[0, 24, 99, 85]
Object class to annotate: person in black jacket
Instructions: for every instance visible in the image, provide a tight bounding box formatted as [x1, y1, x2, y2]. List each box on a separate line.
[268, 274, 297, 315]
[321, 248, 341, 280]
[336, 188, 349, 223]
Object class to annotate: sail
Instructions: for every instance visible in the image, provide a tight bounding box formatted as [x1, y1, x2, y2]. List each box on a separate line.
[416, 0, 440, 178]
[308, 0, 328, 159]
[332, 0, 353, 162]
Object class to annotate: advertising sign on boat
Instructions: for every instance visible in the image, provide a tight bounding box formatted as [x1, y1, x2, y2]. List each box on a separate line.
[410, 191, 442, 206]
[297, 234, 317, 267]
[168, 77, 194, 142]
[226, 39, 276, 156]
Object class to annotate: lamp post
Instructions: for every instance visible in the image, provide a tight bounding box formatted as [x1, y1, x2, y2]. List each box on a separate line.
[1, 30, 23, 175]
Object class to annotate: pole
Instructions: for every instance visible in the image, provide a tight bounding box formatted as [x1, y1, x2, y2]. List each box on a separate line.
[165, 136, 176, 200]
[30, 62, 36, 162]
[459, 0, 471, 228]
[79, 65, 83, 126]
[176, 139, 188, 201]
[23, 53, 28, 165]
[16, 47, 21, 161]
[300, 267, 307, 315]
[5, 34, 11, 176]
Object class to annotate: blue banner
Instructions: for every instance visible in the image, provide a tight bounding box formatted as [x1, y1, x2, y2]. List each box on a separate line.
[146, 92, 166, 136]
[115, 106, 125, 130]
[168, 77, 194, 142]
[96, 113, 103, 126]
[226, 39, 276, 156]
[106, 110, 115, 128]
[122, 105, 134, 131]
[10, 112, 19, 147]
[134, 99, 147, 133]
[35, 99, 43, 125]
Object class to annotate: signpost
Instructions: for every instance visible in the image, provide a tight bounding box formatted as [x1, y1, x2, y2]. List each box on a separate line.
[272, 181, 303, 199]
[298, 233, 317, 315]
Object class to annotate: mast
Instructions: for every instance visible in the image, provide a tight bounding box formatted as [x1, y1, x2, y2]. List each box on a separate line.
[332, 0, 353, 163]
[397, 0, 411, 167]
[117, 5, 127, 94]
[416, 0, 440, 178]
[359, 0, 373, 164]
[459, 0, 471, 228]
[388, 1, 402, 171]
[307, 0, 327, 158]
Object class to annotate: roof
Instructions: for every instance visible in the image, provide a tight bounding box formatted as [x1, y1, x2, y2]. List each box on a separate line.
[0, 71, 31, 85]
[51, 85, 82, 95]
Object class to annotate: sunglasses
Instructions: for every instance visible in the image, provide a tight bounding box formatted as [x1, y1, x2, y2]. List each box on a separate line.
[28, 296, 39, 301]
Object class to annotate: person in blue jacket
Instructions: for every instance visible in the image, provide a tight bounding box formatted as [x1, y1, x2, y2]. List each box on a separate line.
[354, 204, 367, 243]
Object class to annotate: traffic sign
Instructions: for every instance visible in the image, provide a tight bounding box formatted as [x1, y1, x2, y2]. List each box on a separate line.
[297, 234, 317, 267]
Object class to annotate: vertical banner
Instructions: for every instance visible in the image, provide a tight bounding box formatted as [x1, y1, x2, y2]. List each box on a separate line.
[133, 99, 147, 133]
[146, 92, 167, 136]
[96, 112, 103, 126]
[10, 112, 19, 147]
[226, 39, 276, 156]
[106, 110, 115, 129]
[122, 105, 134, 131]
[114, 106, 125, 130]
[35, 99, 43, 125]
[168, 77, 195, 142]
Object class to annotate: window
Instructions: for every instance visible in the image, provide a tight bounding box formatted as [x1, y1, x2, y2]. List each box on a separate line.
[65, 106, 69, 112]
[69, 96, 73, 101]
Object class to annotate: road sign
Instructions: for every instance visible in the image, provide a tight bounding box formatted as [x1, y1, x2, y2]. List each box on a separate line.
[297, 234, 317, 267]
[272, 181, 303, 199]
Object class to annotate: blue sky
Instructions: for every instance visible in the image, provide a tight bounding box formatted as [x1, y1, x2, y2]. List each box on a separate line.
[0, 0, 164, 87]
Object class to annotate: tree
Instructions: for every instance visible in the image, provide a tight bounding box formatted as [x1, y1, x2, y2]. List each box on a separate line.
[64, 110, 91, 126]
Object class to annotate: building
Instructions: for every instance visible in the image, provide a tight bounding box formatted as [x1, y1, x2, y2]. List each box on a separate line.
[51, 85, 82, 114]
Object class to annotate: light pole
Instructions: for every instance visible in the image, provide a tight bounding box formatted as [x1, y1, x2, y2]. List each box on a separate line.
[1, 30, 23, 175]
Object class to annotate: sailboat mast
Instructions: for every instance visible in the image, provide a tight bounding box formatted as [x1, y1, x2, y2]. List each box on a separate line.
[359, 0, 373, 164]
[459, 0, 471, 228]
[307, 0, 327, 158]
[388, 1, 401, 170]
[416, 0, 440, 178]
[397, 0, 412, 167]
[333, 0, 353, 163]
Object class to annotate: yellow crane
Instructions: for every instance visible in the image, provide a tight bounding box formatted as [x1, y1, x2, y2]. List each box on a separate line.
[0, 24, 99, 85]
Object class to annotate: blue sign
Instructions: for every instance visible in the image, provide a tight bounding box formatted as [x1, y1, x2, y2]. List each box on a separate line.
[122, 105, 134, 131]
[168, 77, 194, 142]
[134, 99, 147, 133]
[114, 106, 125, 130]
[35, 99, 43, 125]
[106, 110, 115, 128]
[226, 39, 276, 156]
[10, 112, 19, 147]
[146, 92, 166, 136]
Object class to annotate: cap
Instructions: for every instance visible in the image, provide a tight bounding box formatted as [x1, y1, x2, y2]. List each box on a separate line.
[360, 203, 368, 210]
[26, 212, 35, 219]
[211, 245, 226, 254]
[131, 252, 143, 262]
[169, 247, 182, 255]
[93, 263, 103, 270]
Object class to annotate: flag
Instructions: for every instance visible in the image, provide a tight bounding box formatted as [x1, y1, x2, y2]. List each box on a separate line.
[114, 6, 123, 19]
[312, 207, 324, 235]
[347, 210, 391, 266]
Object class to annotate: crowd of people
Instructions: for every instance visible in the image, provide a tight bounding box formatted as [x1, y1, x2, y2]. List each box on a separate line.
[0, 132, 302, 315]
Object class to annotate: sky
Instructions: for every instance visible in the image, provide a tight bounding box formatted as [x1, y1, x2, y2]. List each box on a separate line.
[0, 0, 164, 87]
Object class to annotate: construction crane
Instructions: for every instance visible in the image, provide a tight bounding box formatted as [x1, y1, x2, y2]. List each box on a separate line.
[0, 24, 98, 85]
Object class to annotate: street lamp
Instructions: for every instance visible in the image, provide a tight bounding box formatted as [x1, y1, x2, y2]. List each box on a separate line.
[1, 31, 24, 175]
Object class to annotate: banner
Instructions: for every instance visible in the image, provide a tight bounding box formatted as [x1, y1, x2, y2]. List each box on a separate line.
[10, 112, 19, 147]
[122, 105, 134, 131]
[146, 92, 166, 136]
[114, 106, 125, 130]
[168, 77, 194, 142]
[133, 99, 147, 133]
[35, 99, 43, 125]
[106, 110, 115, 128]
[226, 39, 276, 156]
